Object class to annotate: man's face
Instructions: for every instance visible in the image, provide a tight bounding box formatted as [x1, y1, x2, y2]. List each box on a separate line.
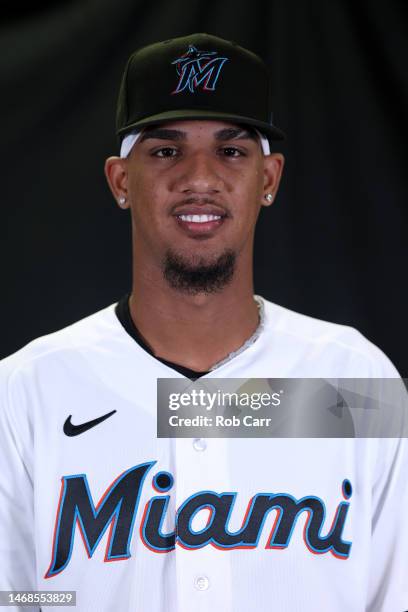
[106, 120, 284, 292]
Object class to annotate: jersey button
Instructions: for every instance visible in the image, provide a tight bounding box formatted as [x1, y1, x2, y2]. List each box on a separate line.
[194, 575, 210, 591]
[193, 438, 207, 451]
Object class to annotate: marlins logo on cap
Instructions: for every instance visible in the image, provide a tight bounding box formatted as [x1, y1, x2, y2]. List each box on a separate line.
[171, 44, 229, 94]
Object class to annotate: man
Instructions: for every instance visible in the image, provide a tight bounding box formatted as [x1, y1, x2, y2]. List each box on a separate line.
[0, 34, 407, 612]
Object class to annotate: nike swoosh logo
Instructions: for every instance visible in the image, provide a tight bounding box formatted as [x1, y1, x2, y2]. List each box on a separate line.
[63, 410, 117, 437]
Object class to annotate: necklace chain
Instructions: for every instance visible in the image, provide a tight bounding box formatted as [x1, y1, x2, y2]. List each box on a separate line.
[209, 295, 265, 371]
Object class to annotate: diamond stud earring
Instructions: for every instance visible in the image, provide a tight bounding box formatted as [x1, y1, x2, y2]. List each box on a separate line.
[265, 193, 273, 203]
[118, 196, 126, 205]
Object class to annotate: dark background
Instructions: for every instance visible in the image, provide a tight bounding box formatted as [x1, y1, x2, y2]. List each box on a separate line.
[1, 0, 407, 373]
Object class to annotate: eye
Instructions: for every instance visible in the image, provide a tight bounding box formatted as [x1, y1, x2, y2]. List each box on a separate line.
[152, 146, 179, 158]
[219, 146, 246, 158]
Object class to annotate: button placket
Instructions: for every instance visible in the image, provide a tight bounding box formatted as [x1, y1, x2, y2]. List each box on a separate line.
[174, 437, 233, 612]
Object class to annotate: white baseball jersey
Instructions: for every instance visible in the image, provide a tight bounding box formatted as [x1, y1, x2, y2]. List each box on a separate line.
[0, 296, 407, 611]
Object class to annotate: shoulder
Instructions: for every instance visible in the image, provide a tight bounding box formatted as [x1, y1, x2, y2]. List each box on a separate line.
[260, 297, 400, 377]
[0, 303, 118, 385]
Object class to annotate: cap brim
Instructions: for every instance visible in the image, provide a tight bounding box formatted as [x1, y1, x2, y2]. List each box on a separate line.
[117, 109, 286, 142]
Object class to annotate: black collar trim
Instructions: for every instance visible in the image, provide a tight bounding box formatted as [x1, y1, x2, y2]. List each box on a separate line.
[115, 295, 210, 381]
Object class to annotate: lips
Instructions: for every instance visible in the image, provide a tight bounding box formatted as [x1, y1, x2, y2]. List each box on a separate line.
[172, 203, 228, 236]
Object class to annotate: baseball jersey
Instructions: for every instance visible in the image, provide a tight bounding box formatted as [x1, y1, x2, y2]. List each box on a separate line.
[0, 296, 407, 612]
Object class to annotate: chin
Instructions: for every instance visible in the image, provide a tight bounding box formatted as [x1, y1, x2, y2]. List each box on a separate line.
[162, 247, 236, 295]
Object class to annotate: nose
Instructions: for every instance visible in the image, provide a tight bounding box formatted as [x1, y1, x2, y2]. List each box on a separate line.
[172, 151, 224, 194]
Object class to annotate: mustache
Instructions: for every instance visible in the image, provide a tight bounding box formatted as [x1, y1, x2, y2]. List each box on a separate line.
[171, 195, 230, 215]
[177, 195, 221, 204]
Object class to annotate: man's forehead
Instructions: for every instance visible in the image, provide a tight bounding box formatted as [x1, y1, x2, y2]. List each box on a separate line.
[139, 121, 258, 143]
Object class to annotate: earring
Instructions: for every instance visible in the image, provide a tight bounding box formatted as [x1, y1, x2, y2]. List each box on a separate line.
[118, 196, 126, 205]
[265, 193, 273, 203]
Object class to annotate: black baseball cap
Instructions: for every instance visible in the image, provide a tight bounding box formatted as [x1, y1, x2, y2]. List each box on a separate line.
[116, 33, 285, 145]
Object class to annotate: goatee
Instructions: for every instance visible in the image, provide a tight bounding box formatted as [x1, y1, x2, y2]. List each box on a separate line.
[163, 249, 236, 295]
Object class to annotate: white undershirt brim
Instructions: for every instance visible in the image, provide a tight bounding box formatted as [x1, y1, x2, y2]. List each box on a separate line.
[119, 128, 271, 158]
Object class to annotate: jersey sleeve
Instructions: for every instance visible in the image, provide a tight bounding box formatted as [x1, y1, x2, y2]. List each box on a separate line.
[366, 435, 408, 611]
[363, 349, 408, 611]
[0, 362, 39, 611]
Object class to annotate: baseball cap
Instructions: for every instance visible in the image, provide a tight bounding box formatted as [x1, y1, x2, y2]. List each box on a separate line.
[116, 33, 285, 146]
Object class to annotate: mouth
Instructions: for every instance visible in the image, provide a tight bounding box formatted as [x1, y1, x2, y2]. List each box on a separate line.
[172, 205, 228, 236]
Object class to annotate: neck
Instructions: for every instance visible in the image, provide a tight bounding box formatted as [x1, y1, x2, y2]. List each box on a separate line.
[128, 252, 259, 372]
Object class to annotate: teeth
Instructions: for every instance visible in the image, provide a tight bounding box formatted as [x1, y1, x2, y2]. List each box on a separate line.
[178, 214, 222, 223]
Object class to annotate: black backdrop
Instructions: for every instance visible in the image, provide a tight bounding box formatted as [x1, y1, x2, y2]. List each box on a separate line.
[1, 0, 407, 374]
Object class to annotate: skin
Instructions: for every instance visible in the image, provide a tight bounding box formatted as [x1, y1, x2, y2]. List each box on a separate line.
[105, 120, 284, 371]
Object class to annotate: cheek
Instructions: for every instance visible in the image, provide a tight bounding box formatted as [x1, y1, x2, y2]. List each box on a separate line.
[253, 165, 265, 193]
[129, 175, 161, 219]
[129, 172, 156, 201]
[236, 170, 263, 209]
[236, 162, 264, 195]
[128, 177, 176, 241]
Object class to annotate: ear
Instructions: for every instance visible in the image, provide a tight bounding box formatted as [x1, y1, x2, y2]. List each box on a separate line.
[104, 156, 130, 209]
[261, 153, 285, 207]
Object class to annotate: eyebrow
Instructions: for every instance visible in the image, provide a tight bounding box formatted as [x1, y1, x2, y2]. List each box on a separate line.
[139, 128, 186, 142]
[139, 126, 258, 143]
[214, 127, 258, 142]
